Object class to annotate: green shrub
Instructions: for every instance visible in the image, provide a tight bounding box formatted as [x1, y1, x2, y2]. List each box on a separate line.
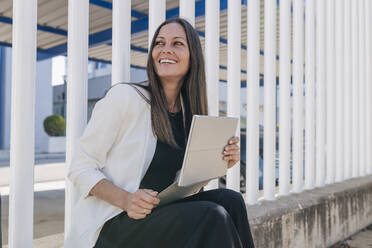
[43, 114, 66, 136]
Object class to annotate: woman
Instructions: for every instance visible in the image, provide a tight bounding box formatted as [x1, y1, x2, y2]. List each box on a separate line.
[64, 18, 255, 248]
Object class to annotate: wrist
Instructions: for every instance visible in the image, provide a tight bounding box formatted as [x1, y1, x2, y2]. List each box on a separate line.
[117, 189, 131, 211]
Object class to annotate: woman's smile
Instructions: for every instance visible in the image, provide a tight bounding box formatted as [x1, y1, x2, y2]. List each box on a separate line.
[152, 23, 190, 83]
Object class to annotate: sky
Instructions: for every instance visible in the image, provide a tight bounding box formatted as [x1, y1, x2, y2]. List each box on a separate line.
[52, 56, 66, 86]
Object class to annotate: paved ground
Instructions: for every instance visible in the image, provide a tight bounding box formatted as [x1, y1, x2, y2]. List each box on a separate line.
[0, 156, 65, 247]
[330, 225, 372, 248]
[0, 156, 372, 247]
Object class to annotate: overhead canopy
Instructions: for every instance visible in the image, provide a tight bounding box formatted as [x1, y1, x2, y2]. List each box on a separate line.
[0, 0, 274, 82]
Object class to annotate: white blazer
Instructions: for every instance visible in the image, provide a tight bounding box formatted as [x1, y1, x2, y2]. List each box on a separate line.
[64, 83, 157, 247]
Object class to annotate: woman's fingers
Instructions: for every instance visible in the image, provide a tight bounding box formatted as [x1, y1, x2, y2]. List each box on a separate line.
[127, 211, 147, 220]
[228, 136, 240, 145]
[135, 190, 160, 205]
[223, 149, 240, 156]
[132, 197, 155, 211]
[223, 154, 240, 161]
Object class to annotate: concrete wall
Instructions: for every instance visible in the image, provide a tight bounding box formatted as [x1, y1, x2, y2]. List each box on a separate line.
[247, 175, 372, 248]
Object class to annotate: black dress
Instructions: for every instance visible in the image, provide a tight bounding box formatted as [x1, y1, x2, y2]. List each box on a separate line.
[94, 111, 255, 248]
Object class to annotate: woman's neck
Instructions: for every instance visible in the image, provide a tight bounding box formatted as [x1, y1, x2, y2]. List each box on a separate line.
[160, 78, 183, 112]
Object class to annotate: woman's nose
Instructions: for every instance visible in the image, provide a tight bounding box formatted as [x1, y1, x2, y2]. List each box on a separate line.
[160, 43, 173, 54]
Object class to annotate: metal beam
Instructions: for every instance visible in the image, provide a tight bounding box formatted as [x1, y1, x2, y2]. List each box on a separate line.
[0, 16, 67, 36]
[89, 0, 147, 19]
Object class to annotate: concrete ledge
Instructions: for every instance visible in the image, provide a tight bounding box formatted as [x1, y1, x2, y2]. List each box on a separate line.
[246, 175, 372, 248]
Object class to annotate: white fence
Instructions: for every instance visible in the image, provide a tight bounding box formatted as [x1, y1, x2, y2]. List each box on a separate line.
[7, 0, 372, 246]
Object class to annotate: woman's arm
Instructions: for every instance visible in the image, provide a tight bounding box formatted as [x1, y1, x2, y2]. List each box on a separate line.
[90, 179, 160, 220]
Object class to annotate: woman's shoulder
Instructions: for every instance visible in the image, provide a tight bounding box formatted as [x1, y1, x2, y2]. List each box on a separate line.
[103, 81, 150, 104]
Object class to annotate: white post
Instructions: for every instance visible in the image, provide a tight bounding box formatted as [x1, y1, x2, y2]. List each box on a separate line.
[8, 0, 37, 246]
[65, 0, 89, 236]
[366, 0, 372, 175]
[112, 0, 131, 85]
[263, 0, 276, 200]
[148, 0, 166, 48]
[279, 0, 291, 196]
[305, 0, 316, 189]
[326, 0, 336, 184]
[359, 0, 366, 177]
[335, 0, 345, 182]
[226, 0, 241, 192]
[204, 0, 220, 190]
[179, 0, 195, 27]
[292, 0, 304, 193]
[351, 0, 359, 178]
[246, 0, 260, 204]
[315, 0, 326, 187]
[344, 0, 352, 180]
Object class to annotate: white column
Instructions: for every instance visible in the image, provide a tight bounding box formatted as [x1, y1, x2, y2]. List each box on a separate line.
[292, 0, 304, 193]
[65, 0, 89, 235]
[204, 0, 220, 190]
[263, 0, 276, 200]
[149, 0, 166, 48]
[112, 0, 131, 85]
[246, 0, 260, 204]
[279, 0, 291, 196]
[359, 0, 367, 177]
[305, 0, 316, 189]
[366, 0, 372, 175]
[344, 0, 352, 180]
[226, 0, 241, 192]
[179, 0, 195, 27]
[326, 0, 336, 184]
[335, 0, 345, 182]
[8, 0, 37, 246]
[315, 0, 326, 187]
[351, 0, 359, 178]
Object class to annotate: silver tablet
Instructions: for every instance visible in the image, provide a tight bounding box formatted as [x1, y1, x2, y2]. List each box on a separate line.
[157, 115, 239, 206]
[178, 115, 239, 186]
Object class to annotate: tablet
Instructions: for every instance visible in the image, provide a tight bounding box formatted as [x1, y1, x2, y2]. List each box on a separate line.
[178, 115, 239, 186]
[157, 115, 239, 206]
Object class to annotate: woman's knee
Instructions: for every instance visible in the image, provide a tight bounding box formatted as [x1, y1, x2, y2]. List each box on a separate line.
[213, 188, 245, 206]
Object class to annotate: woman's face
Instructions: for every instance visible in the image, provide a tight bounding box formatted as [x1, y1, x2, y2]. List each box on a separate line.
[152, 23, 190, 84]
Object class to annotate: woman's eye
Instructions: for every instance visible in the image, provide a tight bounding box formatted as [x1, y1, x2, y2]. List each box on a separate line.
[155, 41, 164, 46]
[175, 41, 183, 46]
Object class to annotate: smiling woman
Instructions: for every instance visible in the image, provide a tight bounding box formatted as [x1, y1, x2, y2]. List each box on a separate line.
[65, 18, 255, 248]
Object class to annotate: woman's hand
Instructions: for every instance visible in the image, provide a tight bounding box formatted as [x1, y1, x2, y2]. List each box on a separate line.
[223, 136, 240, 169]
[124, 189, 160, 220]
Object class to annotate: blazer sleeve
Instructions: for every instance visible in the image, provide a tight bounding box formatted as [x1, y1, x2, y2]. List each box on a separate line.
[67, 85, 131, 198]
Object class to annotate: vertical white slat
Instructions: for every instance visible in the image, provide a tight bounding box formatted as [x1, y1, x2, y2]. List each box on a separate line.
[204, 0, 220, 190]
[293, 0, 305, 193]
[326, 0, 336, 184]
[149, 0, 166, 48]
[335, 0, 345, 182]
[179, 0, 195, 27]
[226, 0, 241, 192]
[112, 0, 131, 85]
[315, 0, 326, 187]
[344, 0, 352, 180]
[246, 0, 260, 204]
[359, 0, 366, 177]
[65, 0, 89, 236]
[278, 0, 291, 196]
[366, 0, 372, 175]
[304, 0, 316, 189]
[8, 0, 37, 246]
[263, 0, 276, 200]
[351, 0, 359, 178]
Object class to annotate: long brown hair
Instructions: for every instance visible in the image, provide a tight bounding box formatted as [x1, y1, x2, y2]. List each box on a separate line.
[147, 17, 208, 148]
